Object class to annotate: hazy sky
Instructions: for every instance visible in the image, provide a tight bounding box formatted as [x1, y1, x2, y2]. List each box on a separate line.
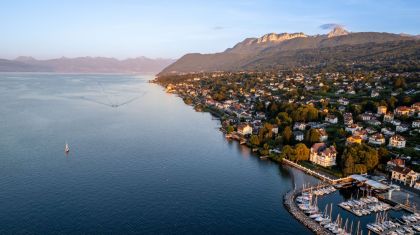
[1, 0, 419, 59]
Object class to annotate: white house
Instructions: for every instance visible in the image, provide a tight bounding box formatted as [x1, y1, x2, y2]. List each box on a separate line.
[325, 114, 338, 124]
[294, 131, 304, 141]
[391, 167, 419, 187]
[412, 120, 420, 128]
[388, 135, 406, 148]
[368, 133, 385, 145]
[309, 143, 337, 167]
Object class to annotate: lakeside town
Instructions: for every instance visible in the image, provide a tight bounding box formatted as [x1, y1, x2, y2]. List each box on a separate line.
[155, 70, 420, 234]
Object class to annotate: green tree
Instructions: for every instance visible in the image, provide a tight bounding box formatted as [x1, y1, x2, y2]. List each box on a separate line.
[250, 135, 260, 146]
[306, 129, 321, 144]
[295, 143, 310, 162]
[282, 126, 293, 144]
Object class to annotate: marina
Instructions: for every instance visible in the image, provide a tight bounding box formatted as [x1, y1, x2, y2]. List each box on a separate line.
[339, 197, 392, 217]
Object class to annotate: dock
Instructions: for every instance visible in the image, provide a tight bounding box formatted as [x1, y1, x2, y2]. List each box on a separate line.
[284, 187, 334, 235]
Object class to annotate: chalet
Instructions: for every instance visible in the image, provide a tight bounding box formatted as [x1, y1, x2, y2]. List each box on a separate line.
[368, 133, 386, 145]
[388, 135, 406, 148]
[325, 114, 338, 124]
[377, 106, 387, 115]
[391, 167, 419, 187]
[294, 131, 304, 141]
[237, 123, 253, 136]
[309, 143, 337, 167]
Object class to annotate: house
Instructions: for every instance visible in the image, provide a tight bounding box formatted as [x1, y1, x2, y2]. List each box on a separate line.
[383, 112, 394, 122]
[391, 166, 419, 187]
[377, 106, 387, 115]
[294, 131, 304, 141]
[345, 124, 362, 134]
[396, 124, 409, 133]
[368, 133, 386, 145]
[381, 127, 395, 137]
[271, 126, 279, 135]
[237, 123, 253, 136]
[368, 119, 381, 126]
[353, 129, 368, 140]
[412, 120, 420, 128]
[360, 112, 374, 121]
[316, 128, 329, 142]
[371, 90, 380, 97]
[344, 113, 353, 125]
[388, 135, 406, 148]
[338, 98, 349, 106]
[325, 114, 338, 124]
[394, 106, 413, 116]
[412, 102, 420, 112]
[293, 122, 307, 131]
[256, 112, 266, 120]
[309, 143, 337, 167]
[346, 135, 362, 145]
[415, 180, 420, 190]
[386, 158, 405, 170]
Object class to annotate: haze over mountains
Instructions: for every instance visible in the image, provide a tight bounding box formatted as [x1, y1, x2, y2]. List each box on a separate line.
[0, 56, 175, 73]
[159, 26, 420, 75]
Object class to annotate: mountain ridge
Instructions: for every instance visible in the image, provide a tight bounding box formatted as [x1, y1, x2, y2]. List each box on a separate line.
[0, 56, 176, 73]
[159, 27, 419, 75]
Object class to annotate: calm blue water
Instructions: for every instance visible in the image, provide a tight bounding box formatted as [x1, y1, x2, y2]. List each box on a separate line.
[0, 73, 320, 234]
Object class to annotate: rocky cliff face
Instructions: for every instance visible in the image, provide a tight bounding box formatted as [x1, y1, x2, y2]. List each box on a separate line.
[327, 26, 349, 38]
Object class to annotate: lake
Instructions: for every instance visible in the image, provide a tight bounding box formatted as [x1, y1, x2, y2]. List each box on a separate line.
[0, 73, 321, 234]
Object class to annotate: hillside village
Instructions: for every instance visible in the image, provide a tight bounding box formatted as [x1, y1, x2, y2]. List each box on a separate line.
[157, 70, 420, 190]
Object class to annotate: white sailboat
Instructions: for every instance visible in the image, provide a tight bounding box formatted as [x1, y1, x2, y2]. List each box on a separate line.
[65, 142, 70, 153]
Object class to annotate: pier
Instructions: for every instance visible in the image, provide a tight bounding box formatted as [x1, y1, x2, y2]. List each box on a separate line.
[284, 187, 333, 235]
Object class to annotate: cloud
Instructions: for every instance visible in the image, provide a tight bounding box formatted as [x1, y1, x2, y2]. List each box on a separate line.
[319, 23, 344, 30]
[212, 26, 225, 30]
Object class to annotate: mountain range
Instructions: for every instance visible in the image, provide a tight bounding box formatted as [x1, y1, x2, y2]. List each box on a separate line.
[0, 56, 175, 73]
[159, 26, 420, 75]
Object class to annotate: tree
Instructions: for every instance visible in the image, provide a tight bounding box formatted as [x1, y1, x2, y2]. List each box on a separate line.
[282, 126, 293, 144]
[306, 129, 321, 144]
[341, 143, 379, 175]
[250, 135, 260, 146]
[343, 154, 355, 176]
[295, 143, 310, 162]
[394, 77, 406, 89]
[281, 145, 296, 161]
[226, 125, 234, 134]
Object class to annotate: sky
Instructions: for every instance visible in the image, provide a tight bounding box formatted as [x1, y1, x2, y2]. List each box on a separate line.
[1, 0, 419, 60]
